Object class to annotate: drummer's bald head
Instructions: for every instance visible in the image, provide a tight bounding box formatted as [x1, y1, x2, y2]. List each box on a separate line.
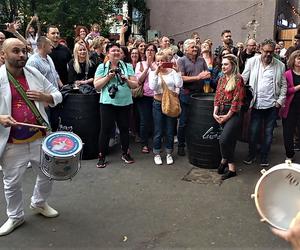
[2, 38, 25, 53]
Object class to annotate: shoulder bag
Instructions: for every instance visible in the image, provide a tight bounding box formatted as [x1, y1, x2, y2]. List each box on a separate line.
[159, 74, 181, 117]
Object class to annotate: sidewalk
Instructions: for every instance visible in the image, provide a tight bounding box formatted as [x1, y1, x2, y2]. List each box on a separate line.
[0, 126, 292, 249]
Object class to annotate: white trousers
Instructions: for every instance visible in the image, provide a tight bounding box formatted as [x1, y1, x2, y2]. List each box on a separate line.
[0, 138, 53, 219]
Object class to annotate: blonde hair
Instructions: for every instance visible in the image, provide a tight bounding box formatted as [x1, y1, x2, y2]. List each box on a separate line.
[161, 48, 174, 61]
[155, 51, 168, 62]
[73, 42, 91, 74]
[90, 36, 105, 50]
[222, 54, 239, 92]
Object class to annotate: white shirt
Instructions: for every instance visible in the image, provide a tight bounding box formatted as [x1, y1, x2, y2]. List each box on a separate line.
[149, 70, 183, 95]
[280, 48, 287, 58]
[255, 63, 276, 109]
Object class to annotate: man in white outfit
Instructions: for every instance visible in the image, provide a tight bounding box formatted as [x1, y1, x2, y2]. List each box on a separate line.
[0, 38, 62, 236]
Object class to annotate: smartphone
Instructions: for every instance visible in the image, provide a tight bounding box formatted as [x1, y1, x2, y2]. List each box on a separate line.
[123, 20, 128, 26]
[161, 62, 173, 68]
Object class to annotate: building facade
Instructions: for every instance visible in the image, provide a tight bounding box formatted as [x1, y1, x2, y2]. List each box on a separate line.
[146, 0, 299, 47]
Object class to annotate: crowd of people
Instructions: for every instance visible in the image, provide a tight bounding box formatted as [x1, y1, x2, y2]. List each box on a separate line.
[0, 16, 300, 242]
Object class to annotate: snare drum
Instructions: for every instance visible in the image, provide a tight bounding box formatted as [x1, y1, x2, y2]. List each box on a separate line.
[41, 131, 83, 181]
[252, 160, 300, 230]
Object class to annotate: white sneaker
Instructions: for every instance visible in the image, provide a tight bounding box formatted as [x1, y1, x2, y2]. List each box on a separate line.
[166, 154, 174, 165]
[27, 162, 32, 169]
[0, 165, 2, 171]
[174, 136, 178, 144]
[0, 218, 25, 236]
[109, 138, 118, 147]
[154, 154, 162, 165]
[30, 203, 59, 218]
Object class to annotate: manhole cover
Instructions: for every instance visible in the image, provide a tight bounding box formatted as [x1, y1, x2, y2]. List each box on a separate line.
[182, 167, 222, 185]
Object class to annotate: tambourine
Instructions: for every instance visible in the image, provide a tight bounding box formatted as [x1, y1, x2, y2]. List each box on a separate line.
[251, 160, 300, 230]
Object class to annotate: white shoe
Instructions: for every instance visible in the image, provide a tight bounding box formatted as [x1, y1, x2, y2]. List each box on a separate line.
[30, 203, 59, 218]
[27, 162, 32, 169]
[166, 154, 174, 165]
[174, 136, 178, 144]
[0, 218, 24, 236]
[154, 154, 162, 165]
[0, 165, 2, 171]
[109, 138, 118, 147]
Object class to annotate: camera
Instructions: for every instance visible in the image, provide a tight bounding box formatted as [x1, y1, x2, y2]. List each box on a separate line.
[108, 84, 118, 99]
[109, 68, 122, 75]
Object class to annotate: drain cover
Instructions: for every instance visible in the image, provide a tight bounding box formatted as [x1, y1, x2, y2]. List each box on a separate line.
[182, 167, 222, 185]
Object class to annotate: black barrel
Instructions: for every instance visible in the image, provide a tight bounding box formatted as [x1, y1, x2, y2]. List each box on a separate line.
[60, 93, 100, 160]
[186, 93, 221, 168]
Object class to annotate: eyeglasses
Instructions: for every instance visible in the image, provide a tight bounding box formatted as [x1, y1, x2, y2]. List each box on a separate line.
[146, 49, 155, 52]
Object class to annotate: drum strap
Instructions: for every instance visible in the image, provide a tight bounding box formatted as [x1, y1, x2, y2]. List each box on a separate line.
[7, 71, 52, 132]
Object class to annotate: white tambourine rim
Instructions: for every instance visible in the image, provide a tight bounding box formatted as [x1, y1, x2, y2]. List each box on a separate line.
[253, 163, 300, 231]
[42, 131, 83, 157]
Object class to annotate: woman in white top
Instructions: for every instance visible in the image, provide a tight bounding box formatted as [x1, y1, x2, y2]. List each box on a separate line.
[25, 16, 40, 51]
[149, 51, 183, 165]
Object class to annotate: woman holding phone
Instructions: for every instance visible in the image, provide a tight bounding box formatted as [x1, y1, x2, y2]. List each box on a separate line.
[149, 51, 183, 165]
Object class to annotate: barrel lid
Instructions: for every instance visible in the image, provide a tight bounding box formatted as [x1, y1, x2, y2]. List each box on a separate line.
[42, 132, 83, 157]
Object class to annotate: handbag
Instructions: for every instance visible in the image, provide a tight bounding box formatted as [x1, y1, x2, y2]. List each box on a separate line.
[159, 74, 181, 117]
[132, 62, 145, 98]
[132, 82, 144, 98]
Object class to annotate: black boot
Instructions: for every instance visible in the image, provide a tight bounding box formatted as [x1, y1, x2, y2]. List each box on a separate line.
[221, 170, 237, 180]
[218, 162, 228, 174]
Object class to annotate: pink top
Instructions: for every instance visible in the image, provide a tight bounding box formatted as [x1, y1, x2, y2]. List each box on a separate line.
[279, 70, 295, 119]
[135, 61, 155, 97]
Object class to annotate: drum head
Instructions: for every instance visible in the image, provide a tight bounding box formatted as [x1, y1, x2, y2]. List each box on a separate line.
[254, 163, 300, 230]
[42, 132, 83, 157]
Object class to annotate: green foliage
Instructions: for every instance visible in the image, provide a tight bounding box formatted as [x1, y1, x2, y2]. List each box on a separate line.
[0, 0, 125, 37]
[0, 0, 147, 39]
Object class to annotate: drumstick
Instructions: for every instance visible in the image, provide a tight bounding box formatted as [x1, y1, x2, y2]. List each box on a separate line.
[15, 122, 47, 129]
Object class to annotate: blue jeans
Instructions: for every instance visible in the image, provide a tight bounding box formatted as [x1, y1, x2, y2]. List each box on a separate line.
[248, 107, 278, 161]
[177, 93, 190, 148]
[136, 96, 153, 147]
[152, 100, 176, 154]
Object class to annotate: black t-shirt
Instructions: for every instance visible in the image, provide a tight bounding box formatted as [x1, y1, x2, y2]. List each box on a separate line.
[67, 59, 97, 85]
[292, 71, 300, 104]
[49, 44, 72, 85]
[239, 50, 255, 73]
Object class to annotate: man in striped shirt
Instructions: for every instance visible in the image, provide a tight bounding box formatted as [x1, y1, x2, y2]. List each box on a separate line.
[26, 36, 62, 89]
[26, 36, 63, 131]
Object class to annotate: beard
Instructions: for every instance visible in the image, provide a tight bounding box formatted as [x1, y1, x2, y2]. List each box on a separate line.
[7, 58, 27, 68]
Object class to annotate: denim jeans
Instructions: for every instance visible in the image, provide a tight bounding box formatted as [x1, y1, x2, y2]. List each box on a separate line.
[248, 107, 278, 161]
[136, 96, 153, 147]
[152, 100, 176, 154]
[177, 93, 190, 148]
